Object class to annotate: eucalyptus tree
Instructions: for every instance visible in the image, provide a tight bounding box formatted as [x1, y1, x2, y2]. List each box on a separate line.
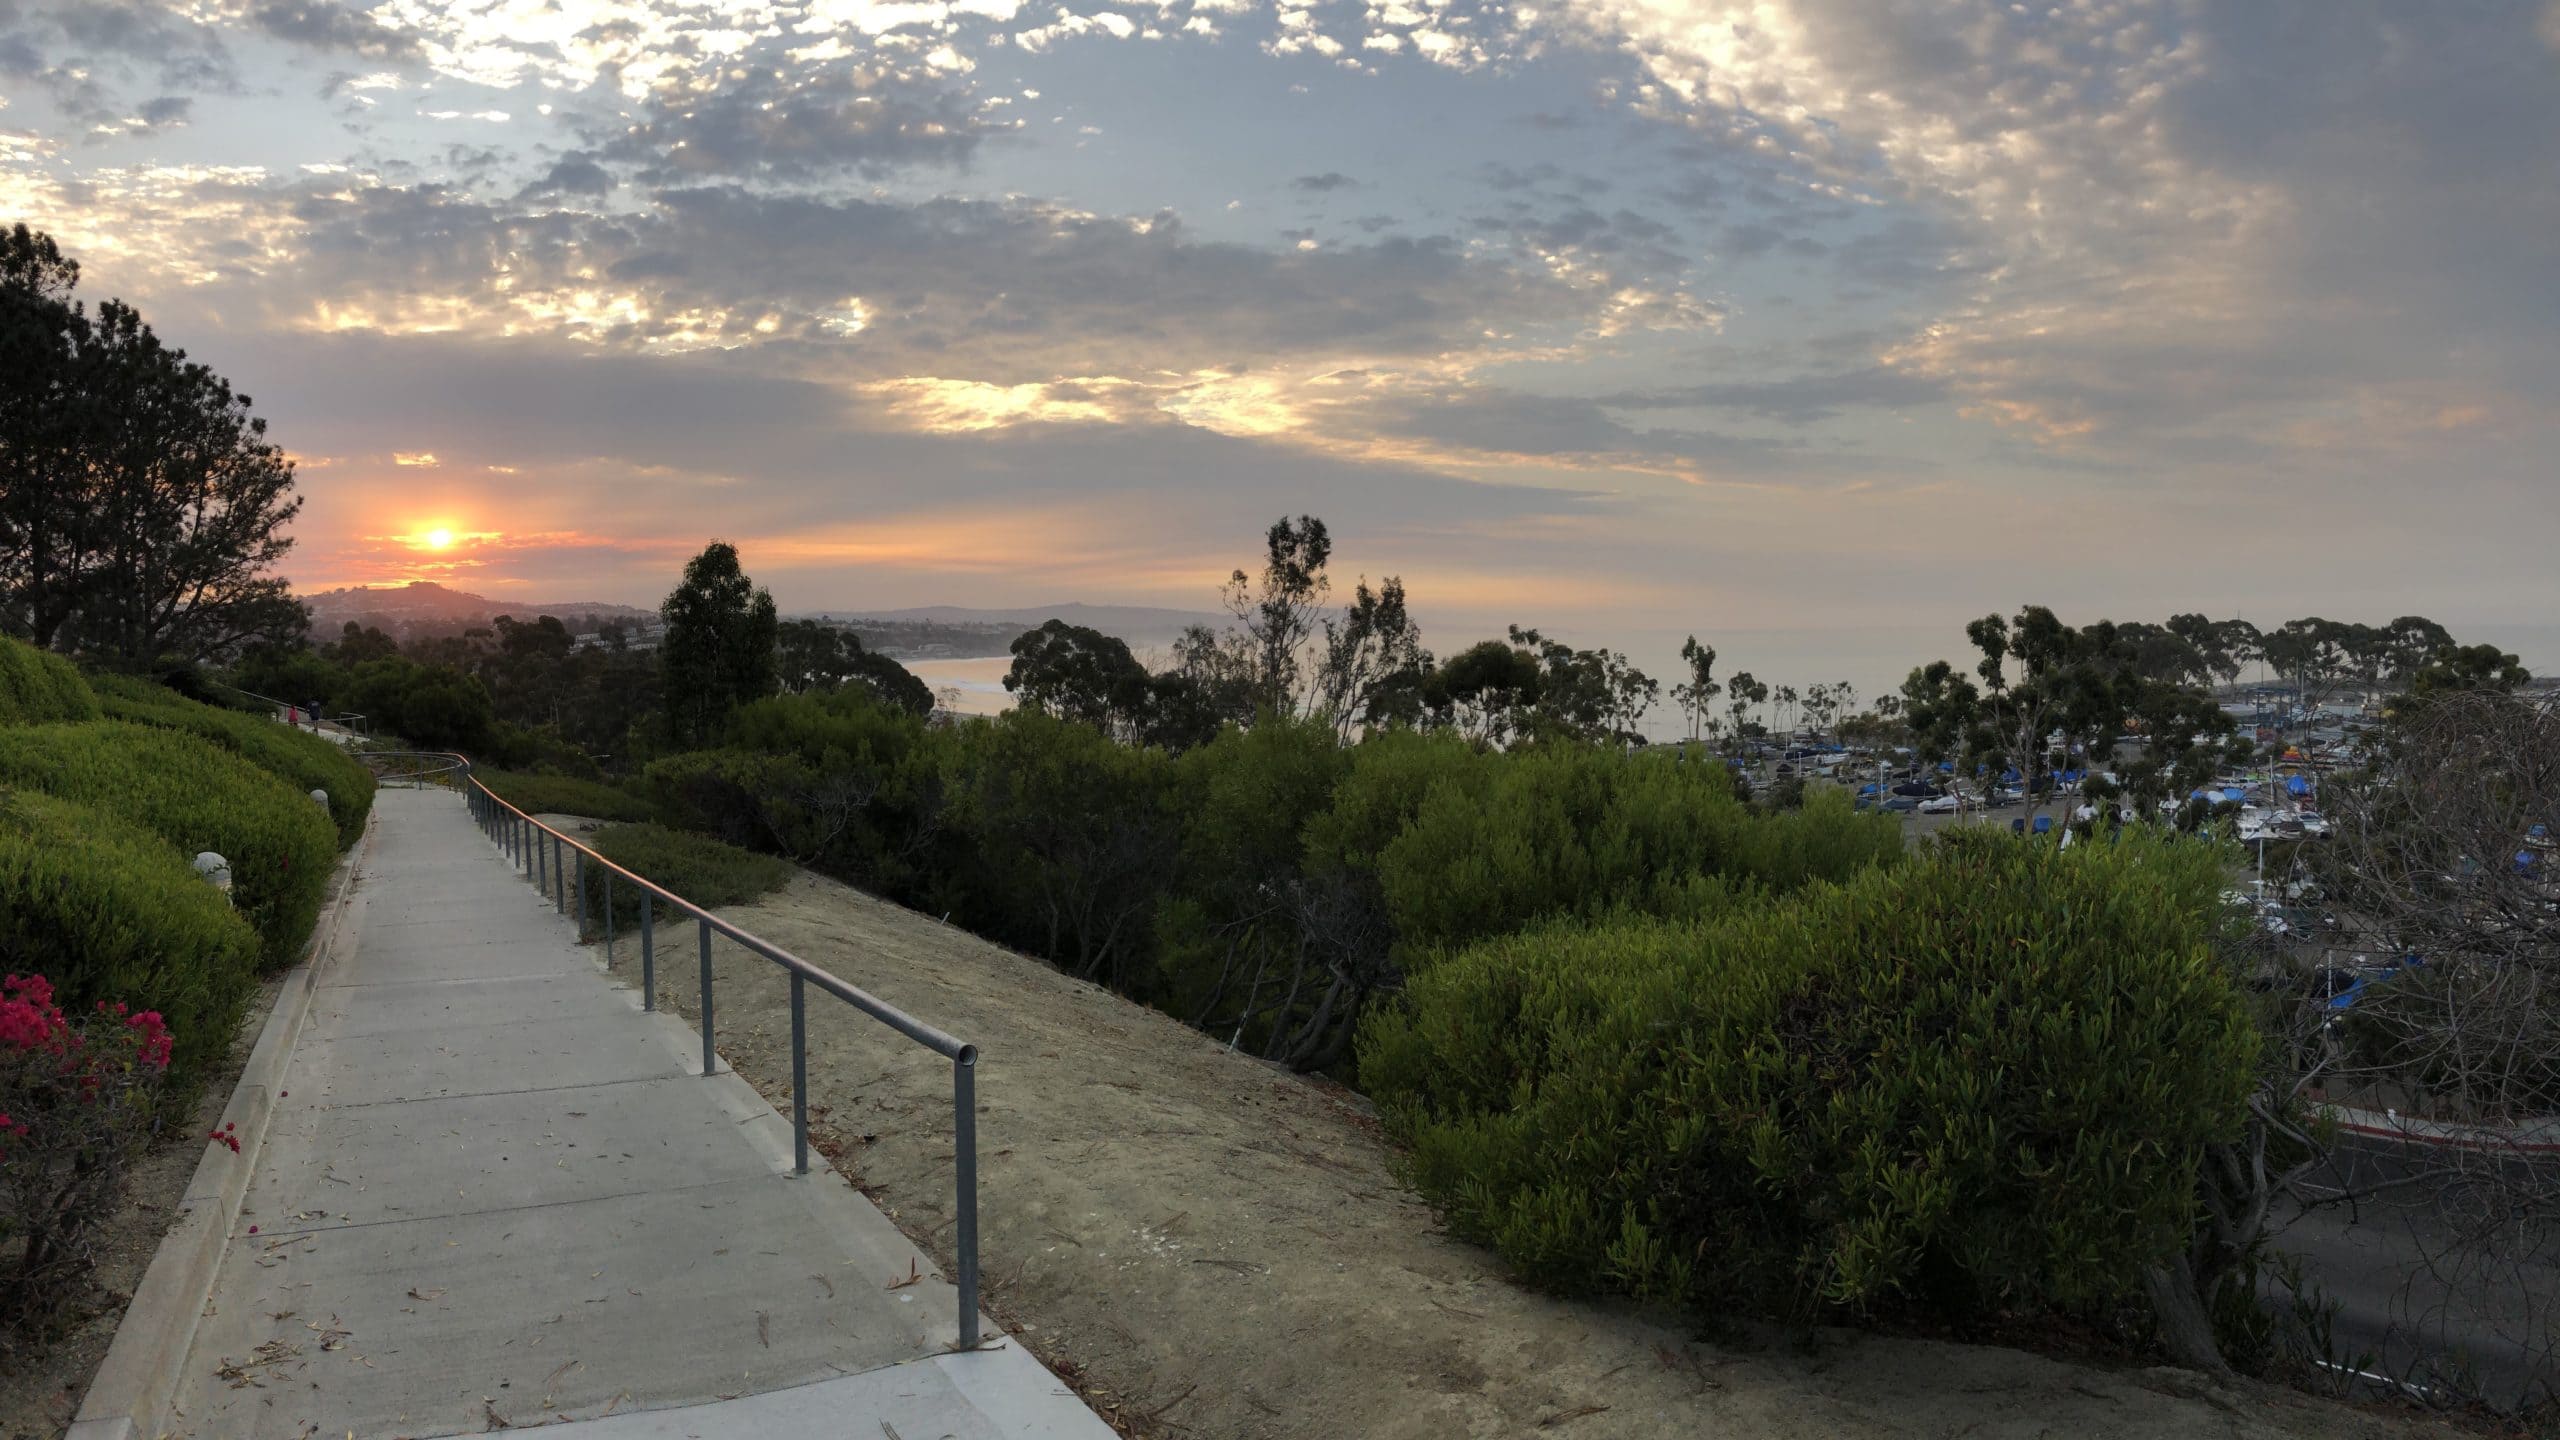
[2381, 615, 2456, 686]
[2167, 613, 2260, 688]
[1218, 514, 1332, 717]
[778, 618, 865, 695]
[1503, 625, 1657, 745]
[1421, 639, 1544, 746]
[1671, 635, 1720, 743]
[1898, 660, 1979, 778]
[1723, 671, 1769, 752]
[1005, 618, 1153, 738]
[1964, 607, 2079, 813]
[1312, 576, 1431, 738]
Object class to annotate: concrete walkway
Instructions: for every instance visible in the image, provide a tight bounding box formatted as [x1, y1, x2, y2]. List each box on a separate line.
[159, 787, 1111, 1439]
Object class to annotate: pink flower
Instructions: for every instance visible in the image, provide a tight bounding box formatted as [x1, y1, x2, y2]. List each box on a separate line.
[5, 973, 57, 1010]
[123, 1010, 173, 1070]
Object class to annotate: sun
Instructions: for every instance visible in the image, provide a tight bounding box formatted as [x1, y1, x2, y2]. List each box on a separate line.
[424, 528, 454, 550]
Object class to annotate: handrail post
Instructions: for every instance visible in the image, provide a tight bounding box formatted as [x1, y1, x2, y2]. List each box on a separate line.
[697, 917, 716, 1077]
[641, 900, 655, 1011]
[955, 1050, 980, 1349]
[790, 973, 809, 1175]
[452, 782, 983, 1343]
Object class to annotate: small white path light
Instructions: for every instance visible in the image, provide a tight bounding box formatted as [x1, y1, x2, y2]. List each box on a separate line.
[310, 788, 329, 809]
[194, 851, 232, 896]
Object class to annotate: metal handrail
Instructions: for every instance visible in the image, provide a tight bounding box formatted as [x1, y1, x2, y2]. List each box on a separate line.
[459, 773, 983, 1349]
[217, 678, 369, 735]
[360, 750, 472, 788]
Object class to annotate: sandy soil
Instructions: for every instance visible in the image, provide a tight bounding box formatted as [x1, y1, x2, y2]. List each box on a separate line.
[0, 977, 281, 1440]
[580, 863, 2467, 1440]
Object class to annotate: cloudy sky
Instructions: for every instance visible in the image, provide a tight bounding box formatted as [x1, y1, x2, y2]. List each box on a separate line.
[6, 0, 2558, 676]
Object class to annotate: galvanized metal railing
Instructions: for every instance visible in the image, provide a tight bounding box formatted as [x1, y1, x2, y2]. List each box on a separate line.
[360, 750, 473, 789]
[219, 679, 368, 736]
[459, 774, 984, 1348]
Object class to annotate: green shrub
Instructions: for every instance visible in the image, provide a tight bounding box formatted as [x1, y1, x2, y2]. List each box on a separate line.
[0, 723, 336, 970]
[0, 790, 262, 1092]
[343, 656, 495, 752]
[1360, 827, 2258, 1326]
[939, 708, 1177, 987]
[582, 822, 792, 931]
[88, 671, 376, 849]
[228, 645, 347, 715]
[1148, 716, 1359, 1052]
[640, 748, 766, 844]
[0, 636, 100, 727]
[483, 723, 606, 778]
[476, 769, 650, 823]
[1338, 739, 1901, 958]
[644, 688, 944, 891]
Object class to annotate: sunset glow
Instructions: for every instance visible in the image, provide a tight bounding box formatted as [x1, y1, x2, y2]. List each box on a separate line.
[0, 0, 2548, 650]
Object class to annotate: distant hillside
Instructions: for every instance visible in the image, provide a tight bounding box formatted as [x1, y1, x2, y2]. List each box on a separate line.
[304, 581, 654, 638]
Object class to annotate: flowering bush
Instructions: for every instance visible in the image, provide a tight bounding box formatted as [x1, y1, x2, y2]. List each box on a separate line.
[0, 972, 172, 1341]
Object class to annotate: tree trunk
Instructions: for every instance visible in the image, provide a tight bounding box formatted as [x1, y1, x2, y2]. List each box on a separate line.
[2142, 1259, 2235, 1378]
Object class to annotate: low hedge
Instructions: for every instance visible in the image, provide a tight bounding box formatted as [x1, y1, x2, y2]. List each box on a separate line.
[0, 636, 101, 727]
[0, 722, 337, 970]
[582, 822, 792, 932]
[478, 770, 651, 823]
[0, 789, 262, 1094]
[1359, 827, 2258, 1327]
[88, 672, 376, 849]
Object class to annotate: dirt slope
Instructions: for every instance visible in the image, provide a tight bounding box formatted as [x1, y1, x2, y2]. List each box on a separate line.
[592, 855, 2453, 1440]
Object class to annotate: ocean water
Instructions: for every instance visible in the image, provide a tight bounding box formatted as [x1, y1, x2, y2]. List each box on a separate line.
[908, 656, 1018, 715]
